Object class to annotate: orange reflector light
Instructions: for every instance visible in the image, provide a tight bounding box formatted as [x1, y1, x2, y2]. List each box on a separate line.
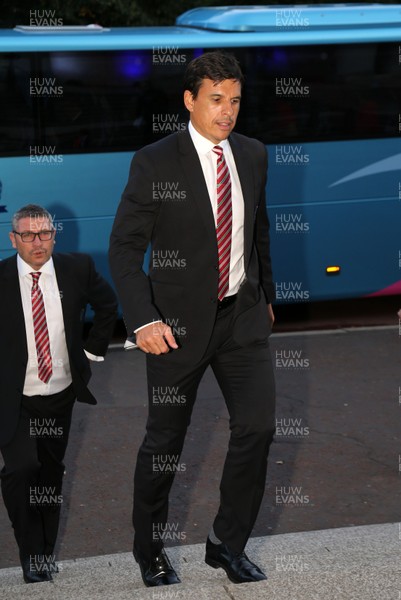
[326, 266, 341, 274]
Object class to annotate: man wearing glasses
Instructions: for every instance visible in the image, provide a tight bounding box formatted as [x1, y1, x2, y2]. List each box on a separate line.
[0, 204, 117, 583]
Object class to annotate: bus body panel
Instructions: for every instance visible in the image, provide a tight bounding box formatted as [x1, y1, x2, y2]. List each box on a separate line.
[0, 5, 399, 304]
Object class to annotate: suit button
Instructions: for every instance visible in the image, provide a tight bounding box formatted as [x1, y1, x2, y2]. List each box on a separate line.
[214, 265, 218, 270]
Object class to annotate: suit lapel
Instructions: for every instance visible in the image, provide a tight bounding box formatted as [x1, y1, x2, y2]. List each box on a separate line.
[229, 133, 255, 269]
[52, 254, 74, 351]
[177, 131, 218, 249]
[3, 254, 28, 361]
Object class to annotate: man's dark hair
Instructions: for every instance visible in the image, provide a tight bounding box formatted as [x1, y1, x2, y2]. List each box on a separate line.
[12, 204, 53, 230]
[183, 51, 244, 99]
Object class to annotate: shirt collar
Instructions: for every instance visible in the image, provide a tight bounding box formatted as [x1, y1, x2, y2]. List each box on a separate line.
[17, 254, 55, 278]
[188, 121, 230, 156]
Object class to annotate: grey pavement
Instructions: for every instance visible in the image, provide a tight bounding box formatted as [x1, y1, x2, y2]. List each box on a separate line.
[0, 522, 400, 599]
[1, 325, 400, 597]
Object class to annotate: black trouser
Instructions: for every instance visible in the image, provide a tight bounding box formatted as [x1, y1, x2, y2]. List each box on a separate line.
[133, 303, 276, 560]
[0, 385, 75, 561]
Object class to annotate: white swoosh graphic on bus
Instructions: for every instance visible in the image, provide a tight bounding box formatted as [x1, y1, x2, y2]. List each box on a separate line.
[329, 153, 401, 187]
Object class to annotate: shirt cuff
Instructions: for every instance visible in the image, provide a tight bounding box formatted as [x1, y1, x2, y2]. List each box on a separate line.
[134, 320, 162, 333]
[84, 350, 105, 362]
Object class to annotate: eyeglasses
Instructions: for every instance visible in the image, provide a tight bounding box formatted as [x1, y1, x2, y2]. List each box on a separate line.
[13, 230, 55, 243]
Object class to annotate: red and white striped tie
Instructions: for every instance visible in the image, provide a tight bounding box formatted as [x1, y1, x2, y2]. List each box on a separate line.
[212, 145, 232, 301]
[30, 272, 52, 384]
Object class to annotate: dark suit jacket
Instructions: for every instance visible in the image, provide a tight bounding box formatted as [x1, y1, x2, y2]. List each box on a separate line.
[109, 129, 275, 363]
[0, 253, 118, 447]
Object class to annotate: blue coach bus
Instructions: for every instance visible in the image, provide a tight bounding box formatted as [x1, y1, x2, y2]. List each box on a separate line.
[0, 5, 400, 303]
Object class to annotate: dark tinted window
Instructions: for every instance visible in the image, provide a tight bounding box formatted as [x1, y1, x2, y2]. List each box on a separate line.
[0, 53, 36, 155]
[0, 43, 399, 156]
[236, 43, 400, 143]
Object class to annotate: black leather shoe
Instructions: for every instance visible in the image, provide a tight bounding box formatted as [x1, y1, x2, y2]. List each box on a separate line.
[205, 537, 267, 584]
[20, 557, 52, 584]
[133, 547, 181, 587]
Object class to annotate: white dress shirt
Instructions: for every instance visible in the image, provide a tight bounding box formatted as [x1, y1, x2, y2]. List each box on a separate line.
[188, 120, 245, 296]
[18, 255, 73, 395]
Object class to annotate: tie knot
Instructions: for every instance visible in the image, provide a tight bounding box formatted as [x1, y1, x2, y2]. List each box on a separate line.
[30, 272, 41, 284]
[212, 145, 223, 159]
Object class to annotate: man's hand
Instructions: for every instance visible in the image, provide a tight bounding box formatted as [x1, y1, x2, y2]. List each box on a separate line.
[136, 322, 178, 354]
[268, 303, 275, 327]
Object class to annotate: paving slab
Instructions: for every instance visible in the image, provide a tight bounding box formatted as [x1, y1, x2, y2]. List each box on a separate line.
[0, 523, 400, 600]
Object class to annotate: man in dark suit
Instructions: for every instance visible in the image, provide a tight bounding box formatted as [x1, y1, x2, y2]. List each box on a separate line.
[109, 52, 276, 587]
[0, 204, 117, 583]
